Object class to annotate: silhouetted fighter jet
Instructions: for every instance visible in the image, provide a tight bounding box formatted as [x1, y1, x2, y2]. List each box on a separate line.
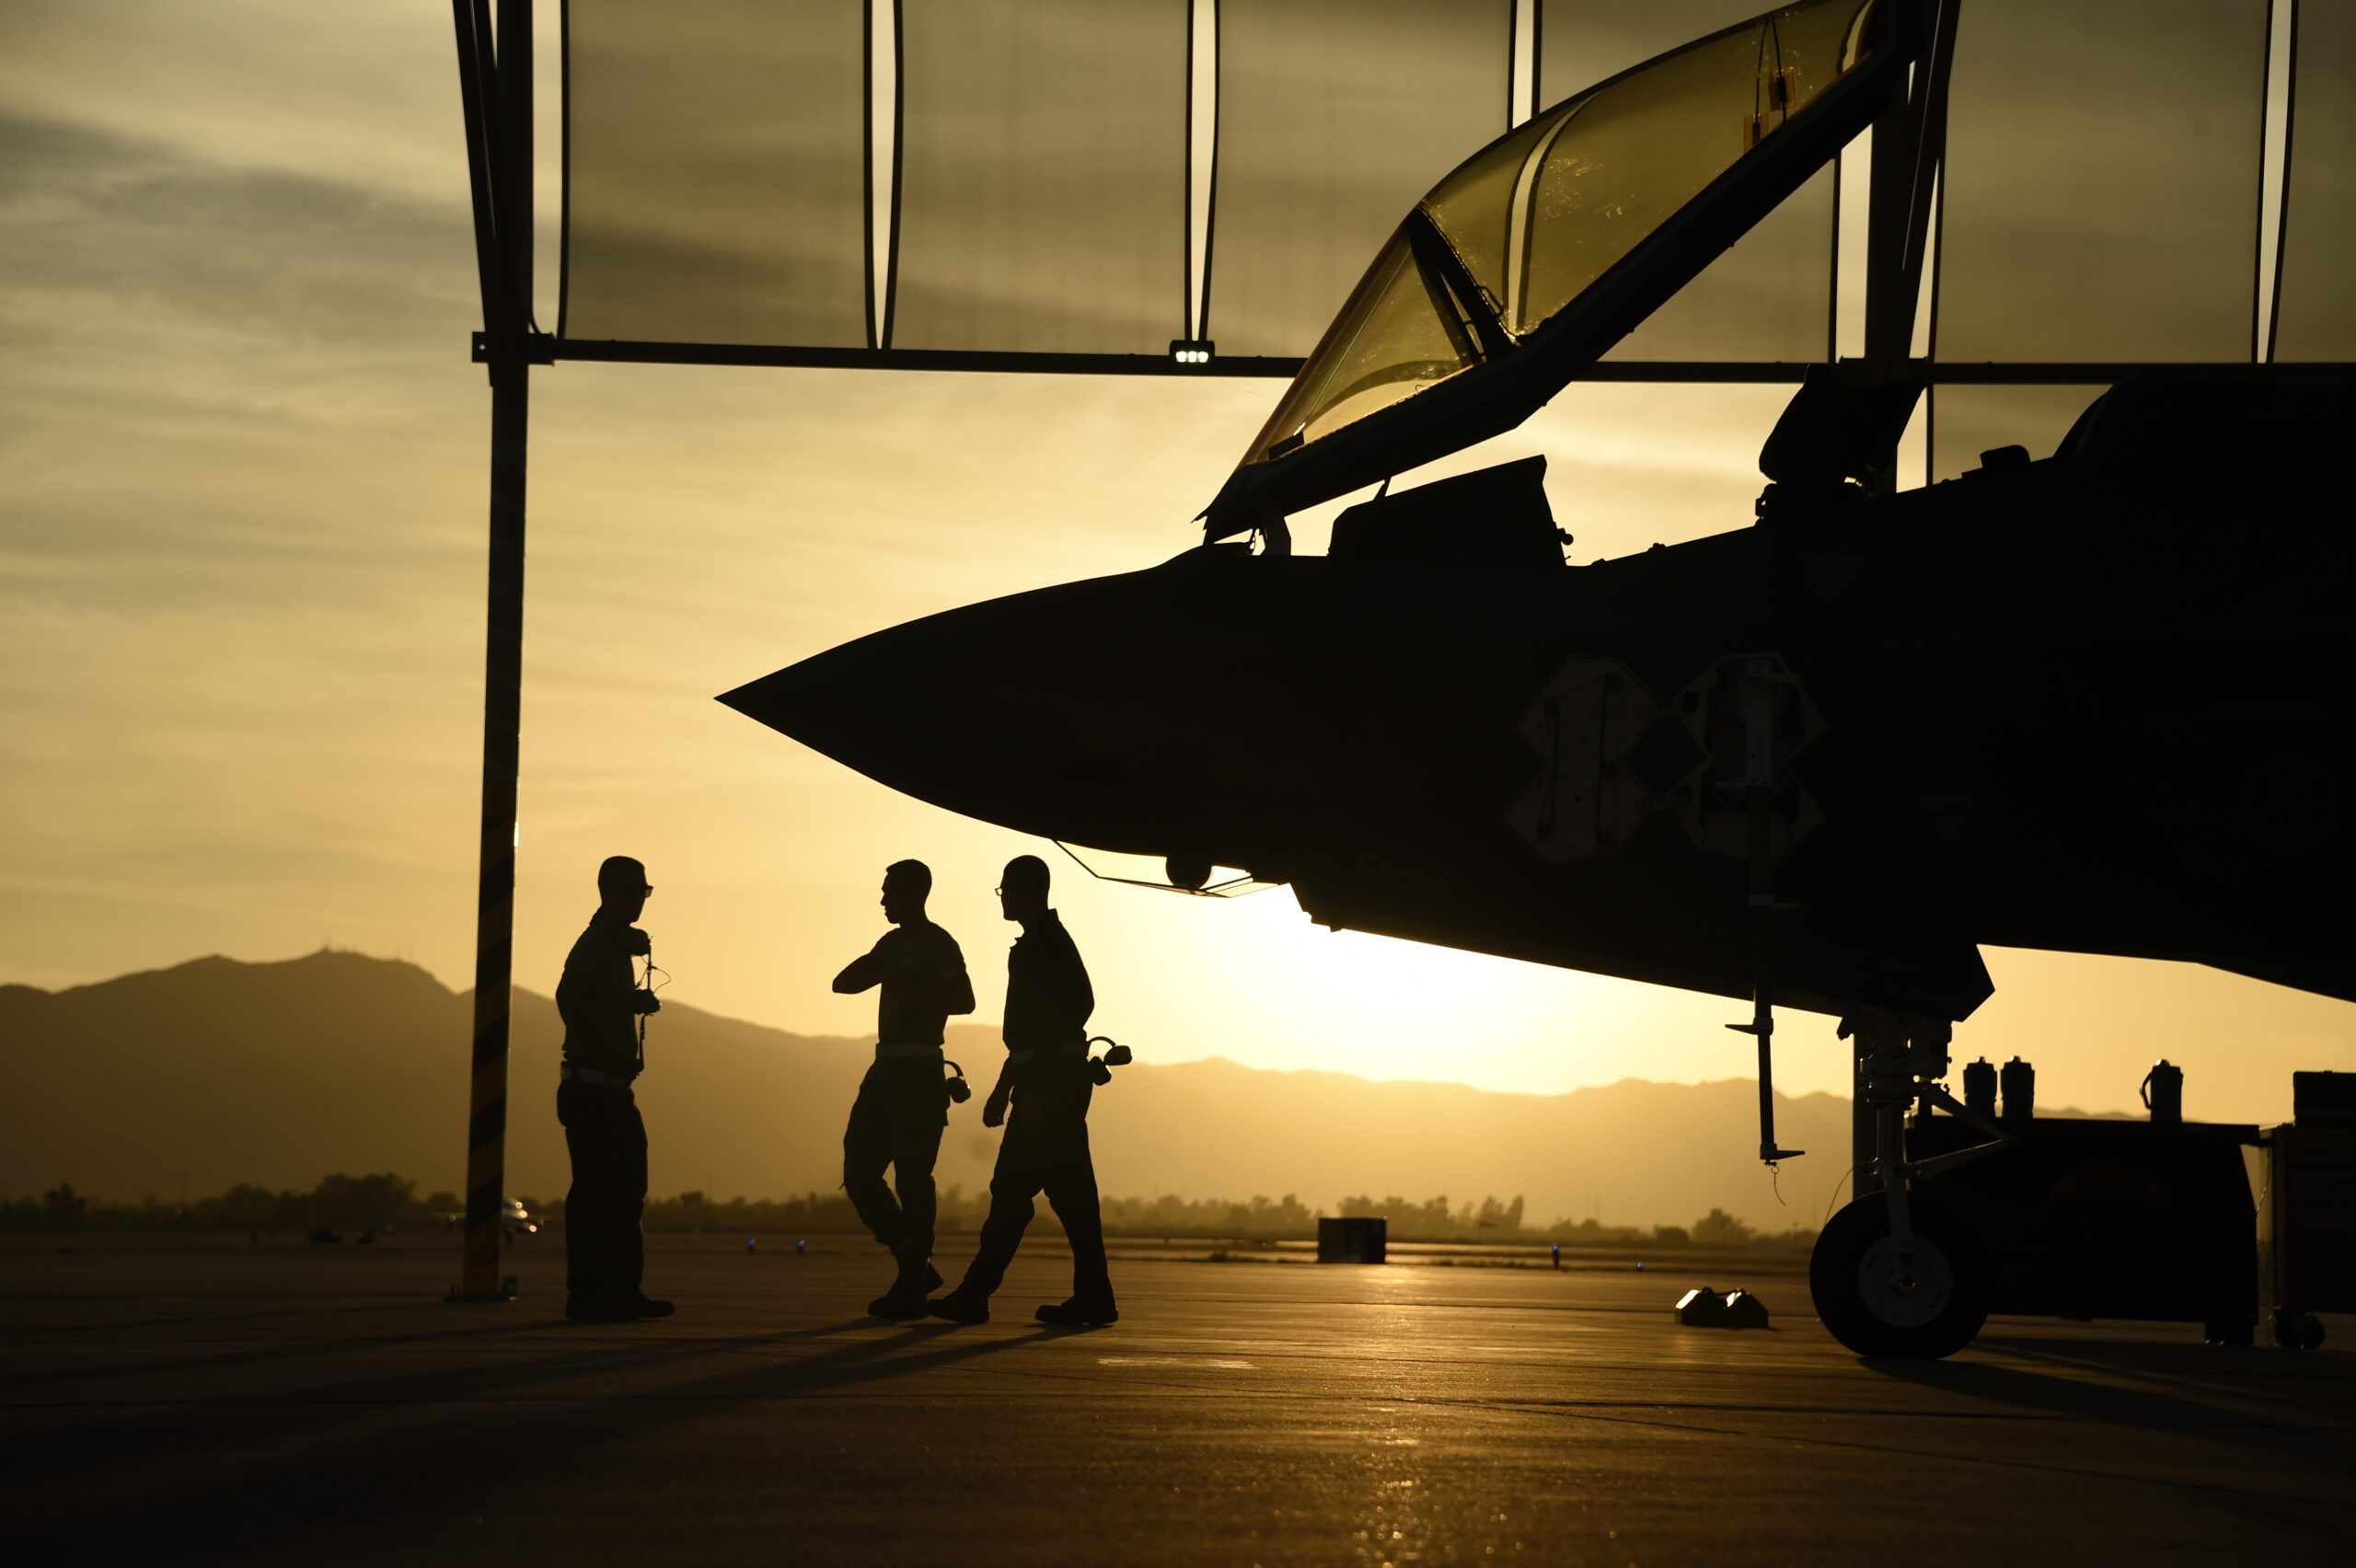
[723, 0, 2352, 1357]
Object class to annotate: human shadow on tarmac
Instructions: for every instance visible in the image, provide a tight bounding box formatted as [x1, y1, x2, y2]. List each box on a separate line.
[3, 1315, 1070, 1562]
[2, 1313, 1061, 1518]
[1, 1309, 562, 1392]
[1, 1311, 906, 1478]
[3, 1289, 491, 1344]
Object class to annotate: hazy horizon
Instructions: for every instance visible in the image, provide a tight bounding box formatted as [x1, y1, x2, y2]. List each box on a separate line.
[18, 928, 2337, 1124]
[0, 944, 1882, 1228]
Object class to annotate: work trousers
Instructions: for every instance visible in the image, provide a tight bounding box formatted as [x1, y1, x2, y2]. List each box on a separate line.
[557, 1080, 646, 1303]
[843, 1060, 951, 1274]
[960, 1073, 1111, 1304]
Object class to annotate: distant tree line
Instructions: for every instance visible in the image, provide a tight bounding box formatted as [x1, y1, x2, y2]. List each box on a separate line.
[648, 1190, 876, 1234]
[1097, 1192, 1322, 1238]
[1336, 1193, 1527, 1239]
[0, 1175, 466, 1235]
[1544, 1208, 1817, 1251]
[9, 1178, 1814, 1250]
[1334, 1194, 1813, 1250]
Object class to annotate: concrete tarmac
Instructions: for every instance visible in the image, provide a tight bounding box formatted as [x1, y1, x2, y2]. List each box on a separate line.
[3, 1238, 2350, 1565]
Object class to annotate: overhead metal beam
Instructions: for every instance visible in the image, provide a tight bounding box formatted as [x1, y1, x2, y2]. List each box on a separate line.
[523, 335, 2354, 386]
[537, 336, 1306, 378]
[1906, 361, 2353, 384]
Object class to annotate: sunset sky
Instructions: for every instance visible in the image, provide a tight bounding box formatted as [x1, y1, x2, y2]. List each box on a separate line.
[4, 0, 2348, 1136]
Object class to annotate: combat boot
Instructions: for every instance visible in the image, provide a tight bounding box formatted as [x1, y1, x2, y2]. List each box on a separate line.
[565, 1295, 630, 1322]
[868, 1260, 942, 1320]
[1034, 1295, 1118, 1326]
[927, 1286, 990, 1324]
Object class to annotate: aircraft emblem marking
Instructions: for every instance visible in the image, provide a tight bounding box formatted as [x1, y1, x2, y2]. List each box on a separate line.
[1507, 651, 1826, 865]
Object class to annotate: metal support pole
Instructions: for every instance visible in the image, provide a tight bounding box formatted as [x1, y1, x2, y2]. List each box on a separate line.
[454, 0, 532, 1302]
[458, 369, 529, 1300]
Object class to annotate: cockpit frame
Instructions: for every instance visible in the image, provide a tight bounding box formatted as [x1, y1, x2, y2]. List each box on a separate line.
[1204, 0, 1916, 540]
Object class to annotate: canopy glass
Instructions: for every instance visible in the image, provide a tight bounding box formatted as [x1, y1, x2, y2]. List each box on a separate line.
[1240, 0, 1882, 468]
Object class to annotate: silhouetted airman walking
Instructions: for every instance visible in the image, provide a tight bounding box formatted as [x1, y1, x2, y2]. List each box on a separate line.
[930, 855, 1116, 1326]
[835, 859, 976, 1318]
[556, 855, 672, 1322]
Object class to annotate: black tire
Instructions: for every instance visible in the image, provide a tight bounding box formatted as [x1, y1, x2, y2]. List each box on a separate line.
[1810, 1189, 1989, 1360]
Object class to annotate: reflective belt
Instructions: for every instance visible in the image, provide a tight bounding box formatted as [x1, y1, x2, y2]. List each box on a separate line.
[560, 1063, 636, 1090]
[1004, 1040, 1089, 1069]
[875, 1043, 946, 1063]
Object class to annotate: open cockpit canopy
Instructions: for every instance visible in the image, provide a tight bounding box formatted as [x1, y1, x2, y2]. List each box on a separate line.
[1209, 0, 1891, 536]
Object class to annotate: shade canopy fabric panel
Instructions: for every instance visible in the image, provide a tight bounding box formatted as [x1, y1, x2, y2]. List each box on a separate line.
[1538, 1, 1833, 364]
[1538, 0, 1798, 107]
[1207, 0, 1511, 359]
[560, 0, 869, 348]
[890, 0, 1189, 353]
[1935, 0, 2269, 363]
[2276, 2, 2356, 360]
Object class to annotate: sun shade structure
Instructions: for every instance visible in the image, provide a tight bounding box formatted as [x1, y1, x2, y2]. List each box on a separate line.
[549, 0, 2332, 391]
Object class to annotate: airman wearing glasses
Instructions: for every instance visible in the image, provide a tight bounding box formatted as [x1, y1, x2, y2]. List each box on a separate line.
[555, 855, 671, 1323]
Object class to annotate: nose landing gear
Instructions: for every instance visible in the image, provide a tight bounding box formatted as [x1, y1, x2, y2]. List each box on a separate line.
[1807, 1009, 2012, 1359]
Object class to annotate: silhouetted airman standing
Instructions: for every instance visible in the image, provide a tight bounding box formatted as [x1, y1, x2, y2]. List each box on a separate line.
[556, 855, 672, 1323]
[835, 859, 976, 1318]
[930, 855, 1116, 1326]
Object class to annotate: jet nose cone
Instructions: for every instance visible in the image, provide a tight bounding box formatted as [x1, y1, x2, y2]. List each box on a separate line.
[722, 583, 1149, 845]
[719, 615, 978, 789]
[718, 559, 1283, 856]
[719, 636, 884, 763]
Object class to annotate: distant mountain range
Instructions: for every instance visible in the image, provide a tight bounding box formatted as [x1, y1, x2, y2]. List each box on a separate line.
[4, 951, 1995, 1228]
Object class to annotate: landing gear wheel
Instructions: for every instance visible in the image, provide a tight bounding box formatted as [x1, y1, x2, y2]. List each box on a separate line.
[1810, 1189, 1988, 1360]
